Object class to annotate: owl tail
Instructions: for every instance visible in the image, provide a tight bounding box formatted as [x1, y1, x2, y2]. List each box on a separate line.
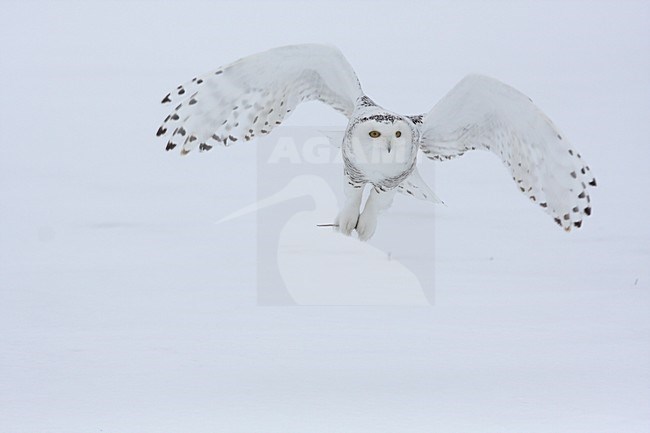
[397, 168, 444, 204]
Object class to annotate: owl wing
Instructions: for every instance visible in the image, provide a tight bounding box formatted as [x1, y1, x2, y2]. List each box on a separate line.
[416, 74, 595, 231]
[156, 44, 363, 154]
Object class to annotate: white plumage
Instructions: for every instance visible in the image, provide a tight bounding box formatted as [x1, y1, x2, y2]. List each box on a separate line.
[419, 75, 594, 230]
[157, 44, 595, 239]
[157, 45, 362, 152]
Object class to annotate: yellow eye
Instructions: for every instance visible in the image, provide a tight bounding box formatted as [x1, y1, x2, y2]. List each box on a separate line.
[369, 130, 381, 138]
[395, 131, 402, 138]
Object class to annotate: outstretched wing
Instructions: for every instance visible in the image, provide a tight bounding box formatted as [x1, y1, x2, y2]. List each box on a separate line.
[418, 74, 595, 231]
[157, 44, 363, 154]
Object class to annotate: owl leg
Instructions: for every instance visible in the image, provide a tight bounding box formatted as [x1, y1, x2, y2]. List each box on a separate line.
[356, 186, 396, 241]
[335, 174, 364, 236]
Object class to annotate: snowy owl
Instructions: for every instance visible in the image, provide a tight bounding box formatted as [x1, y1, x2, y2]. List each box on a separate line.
[157, 44, 595, 240]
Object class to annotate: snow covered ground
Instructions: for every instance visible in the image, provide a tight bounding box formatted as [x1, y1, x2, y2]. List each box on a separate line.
[1, 1, 649, 432]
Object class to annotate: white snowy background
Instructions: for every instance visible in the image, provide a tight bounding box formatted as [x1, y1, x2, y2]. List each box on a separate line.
[1, 0, 649, 432]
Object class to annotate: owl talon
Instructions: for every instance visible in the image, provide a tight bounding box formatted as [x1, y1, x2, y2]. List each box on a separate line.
[356, 208, 378, 241]
[334, 207, 360, 236]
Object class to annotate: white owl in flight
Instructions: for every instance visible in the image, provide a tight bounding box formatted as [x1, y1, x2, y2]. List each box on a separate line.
[157, 44, 595, 240]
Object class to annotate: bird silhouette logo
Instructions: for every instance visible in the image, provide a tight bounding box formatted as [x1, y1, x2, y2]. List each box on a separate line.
[216, 127, 436, 306]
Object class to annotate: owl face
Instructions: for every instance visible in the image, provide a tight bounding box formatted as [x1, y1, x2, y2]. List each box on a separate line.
[348, 116, 415, 166]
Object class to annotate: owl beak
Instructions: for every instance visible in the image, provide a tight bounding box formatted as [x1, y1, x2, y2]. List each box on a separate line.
[387, 140, 392, 154]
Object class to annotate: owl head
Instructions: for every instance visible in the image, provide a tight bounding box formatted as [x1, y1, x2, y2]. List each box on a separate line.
[346, 112, 418, 166]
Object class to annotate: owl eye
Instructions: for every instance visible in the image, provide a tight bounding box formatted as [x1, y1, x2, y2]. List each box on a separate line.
[395, 131, 402, 138]
[369, 130, 381, 138]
